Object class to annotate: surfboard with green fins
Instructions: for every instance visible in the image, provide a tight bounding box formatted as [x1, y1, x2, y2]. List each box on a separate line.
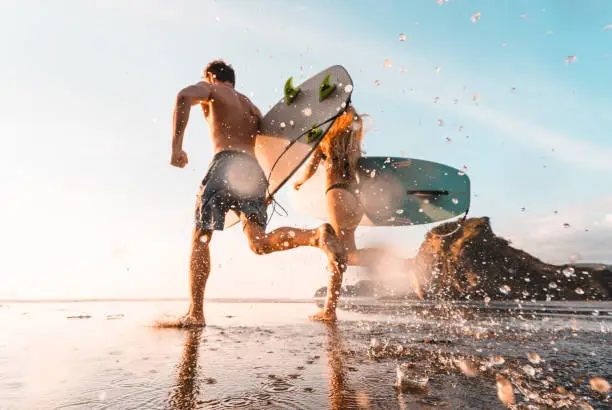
[223, 65, 354, 229]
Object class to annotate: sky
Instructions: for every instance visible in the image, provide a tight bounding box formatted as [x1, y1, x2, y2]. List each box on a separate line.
[1, 0, 611, 300]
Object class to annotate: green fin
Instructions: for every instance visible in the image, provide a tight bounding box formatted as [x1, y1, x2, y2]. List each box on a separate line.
[305, 126, 323, 143]
[284, 77, 301, 104]
[318, 73, 336, 101]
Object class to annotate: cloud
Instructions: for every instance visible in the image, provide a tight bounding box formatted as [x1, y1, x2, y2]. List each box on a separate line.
[509, 196, 612, 264]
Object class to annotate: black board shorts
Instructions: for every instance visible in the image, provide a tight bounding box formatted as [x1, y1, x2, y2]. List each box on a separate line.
[195, 150, 268, 231]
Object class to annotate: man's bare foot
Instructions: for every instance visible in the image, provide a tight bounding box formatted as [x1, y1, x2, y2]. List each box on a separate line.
[316, 223, 347, 272]
[309, 310, 337, 322]
[154, 313, 205, 328]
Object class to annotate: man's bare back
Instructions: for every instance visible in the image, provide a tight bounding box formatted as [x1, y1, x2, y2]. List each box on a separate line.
[171, 80, 262, 167]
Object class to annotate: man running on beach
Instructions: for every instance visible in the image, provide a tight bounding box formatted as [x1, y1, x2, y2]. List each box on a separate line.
[167, 60, 346, 327]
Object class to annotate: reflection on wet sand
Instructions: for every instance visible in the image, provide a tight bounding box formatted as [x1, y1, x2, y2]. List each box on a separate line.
[169, 329, 202, 409]
[322, 322, 362, 409]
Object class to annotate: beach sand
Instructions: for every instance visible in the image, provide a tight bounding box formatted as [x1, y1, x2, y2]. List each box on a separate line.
[0, 300, 610, 409]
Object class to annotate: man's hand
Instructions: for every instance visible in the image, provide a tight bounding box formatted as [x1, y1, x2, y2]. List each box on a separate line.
[170, 150, 189, 168]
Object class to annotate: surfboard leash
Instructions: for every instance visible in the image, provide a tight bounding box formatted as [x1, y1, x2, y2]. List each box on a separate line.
[265, 113, 345, 225]
[429, 205, 471, 239]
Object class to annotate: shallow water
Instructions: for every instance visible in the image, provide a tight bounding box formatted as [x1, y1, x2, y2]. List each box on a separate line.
[0, 300, 610, 409]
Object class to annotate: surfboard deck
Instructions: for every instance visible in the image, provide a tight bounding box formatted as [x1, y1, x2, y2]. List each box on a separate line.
[223, 65, 354, 228]
[288, 156, 470, 226]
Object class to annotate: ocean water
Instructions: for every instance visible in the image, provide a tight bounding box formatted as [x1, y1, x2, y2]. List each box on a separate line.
[0, 299, 610, 409]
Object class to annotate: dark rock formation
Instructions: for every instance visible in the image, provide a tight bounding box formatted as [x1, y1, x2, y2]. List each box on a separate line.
[415, 217, 611, 301]
[314, 280, 376, 298]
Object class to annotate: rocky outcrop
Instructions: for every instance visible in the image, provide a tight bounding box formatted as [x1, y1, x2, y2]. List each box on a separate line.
[415, 217, 611, 301]
[314, 280, 376, 298]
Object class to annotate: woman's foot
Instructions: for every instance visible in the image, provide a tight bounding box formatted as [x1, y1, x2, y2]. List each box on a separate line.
[309, 310, 337, 322]
[155, 313, 205, 328]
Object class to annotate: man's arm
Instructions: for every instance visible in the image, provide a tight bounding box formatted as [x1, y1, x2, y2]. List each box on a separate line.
[293, 146, 323, 190]
[170, 82, 213, 167]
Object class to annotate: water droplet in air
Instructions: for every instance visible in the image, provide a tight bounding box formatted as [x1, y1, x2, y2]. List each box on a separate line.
[374, 80, 381, 87]
[519, 13, 528, 19]
[565, 56, 577, 64]
[590, 377, 611, 393]
[456, 359, 478, 377]
[452, 198, 459, 205]
[438, 119, 445, 127]
[280, 122, 286, 128]
[434, 66, 440, 73]
[499, 285, 511, 295]
[522, 365, 536, 377]
[396, 209, 404, 215]
[562, 266, 575, 277]
[384, 59, 392, 69]
[471, 12, 481, 23]
[418, 208, 424, 213]
[302, 107, 312, 117]
[527, 353, 542, 364]
[575, 288, 585, 295]
[370, 338, 381, 348]
[344, 84, 353, 93]
[398, 33, 407, 41]
[548, 282, 558, 289]
[496, 374, 515, 406]
[484, 296, 491, 306]
[433, 96, 440, 104]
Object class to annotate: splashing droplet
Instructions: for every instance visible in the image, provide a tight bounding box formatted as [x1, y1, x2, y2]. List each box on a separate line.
[496, 374, 515, 405]
[374, 80, 381, 87]
[456, 359, 478, 377]
[471, 12, 481, 23]
[492, 356, 505, 366]
[398, 33, 407, 41]
[562, 266, 575, 277]
[438, 119, 445, 127]
[302, 107, 312, 117]
[548, 282, 558, 289]
[452, 198, 459, 205]
[527, 353, 542, 364]
[384, 59, 392, 69]
[522, 365, 536, 377]
[396, 209, 404, 215]
[575, 288, 585, 295]
[499, 285, 511, 295]
[344, 84, 353, 93]
[589, 377, 610, 393]
[566, 55, 577, 64]
[280, 122, 286, 128]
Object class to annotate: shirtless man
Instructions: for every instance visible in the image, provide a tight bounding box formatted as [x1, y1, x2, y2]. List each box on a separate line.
[168, 60, 346, 327]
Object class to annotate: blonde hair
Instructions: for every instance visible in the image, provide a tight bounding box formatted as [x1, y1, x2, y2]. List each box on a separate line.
[319, 106, 365, 180]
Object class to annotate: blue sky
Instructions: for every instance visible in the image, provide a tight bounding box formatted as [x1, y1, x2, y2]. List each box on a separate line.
[1, 0, 611, 299]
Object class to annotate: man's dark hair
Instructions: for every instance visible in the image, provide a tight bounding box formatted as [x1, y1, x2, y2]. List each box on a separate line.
[204, 60, 235, 86]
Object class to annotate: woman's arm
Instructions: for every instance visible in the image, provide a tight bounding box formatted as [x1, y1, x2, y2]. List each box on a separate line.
[293, 146, 324, 190]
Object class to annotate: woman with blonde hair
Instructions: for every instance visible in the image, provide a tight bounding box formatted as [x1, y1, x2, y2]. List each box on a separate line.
[293, 106, 422, 321]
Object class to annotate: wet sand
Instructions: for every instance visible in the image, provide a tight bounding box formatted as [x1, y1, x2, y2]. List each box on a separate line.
[0, 300, 610, 409]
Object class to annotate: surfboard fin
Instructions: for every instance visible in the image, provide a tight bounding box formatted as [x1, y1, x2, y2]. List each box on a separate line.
[305, 126, 323, 143]
[284, 77, 301, 104]
[318, 74, 336, 101]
